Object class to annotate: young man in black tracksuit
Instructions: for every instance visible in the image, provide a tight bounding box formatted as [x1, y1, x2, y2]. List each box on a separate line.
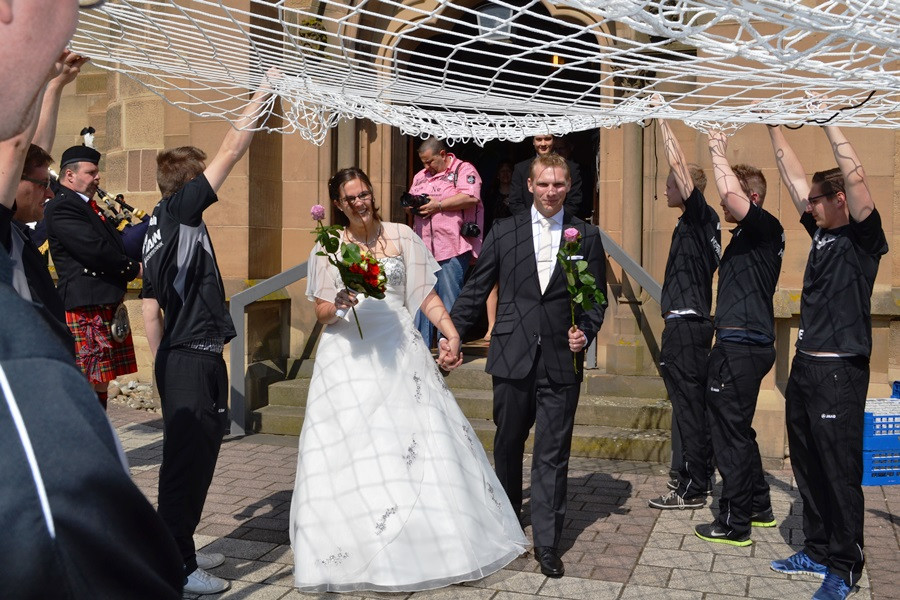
[647, 111, 721, 510]
[694, 131, 784, 546]
[766, 125, 887, 600]
[141, 71, 278, 596]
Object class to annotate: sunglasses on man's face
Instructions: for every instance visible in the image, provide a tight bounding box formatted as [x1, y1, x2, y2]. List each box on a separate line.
[22, 177, 52, 189]
[806, 192, 832, 205]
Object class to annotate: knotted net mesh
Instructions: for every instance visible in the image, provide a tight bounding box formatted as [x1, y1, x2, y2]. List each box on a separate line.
[71, 0, 900, 144]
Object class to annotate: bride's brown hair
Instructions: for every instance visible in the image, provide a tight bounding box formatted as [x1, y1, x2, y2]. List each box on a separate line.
[327, 167, 381, 226]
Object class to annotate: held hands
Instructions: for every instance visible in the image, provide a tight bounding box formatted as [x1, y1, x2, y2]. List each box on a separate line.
[437, 337, 463, 371]
[568, 325, 587, 353]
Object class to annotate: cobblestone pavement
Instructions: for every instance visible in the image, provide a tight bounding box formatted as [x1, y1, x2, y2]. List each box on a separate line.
[109, 402, 899, 600]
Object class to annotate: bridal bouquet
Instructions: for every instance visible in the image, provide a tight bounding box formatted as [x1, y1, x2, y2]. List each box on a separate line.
[557, 227, 606, 373]
[311, 204, 387, 338]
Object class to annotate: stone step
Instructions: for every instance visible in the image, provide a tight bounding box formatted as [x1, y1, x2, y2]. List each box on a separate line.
[266, 381, 670, 429]
[280, 357, 668, 399]
[251, 404, 305, 436]
[251, 405, 671, 462]
[268, 378, 310, 407]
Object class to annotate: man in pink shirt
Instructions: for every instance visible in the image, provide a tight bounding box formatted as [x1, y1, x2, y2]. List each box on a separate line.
[406, 137, 483, 348]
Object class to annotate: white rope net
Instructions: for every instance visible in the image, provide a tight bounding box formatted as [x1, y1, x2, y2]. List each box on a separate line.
[71, 0, 900, 145]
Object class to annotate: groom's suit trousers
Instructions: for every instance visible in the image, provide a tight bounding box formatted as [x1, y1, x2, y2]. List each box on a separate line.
[492, 345, 580, 549]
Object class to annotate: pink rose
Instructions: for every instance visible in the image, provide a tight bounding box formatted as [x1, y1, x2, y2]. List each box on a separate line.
[310, 204, 326, 221]
[564, 227, 580, 243]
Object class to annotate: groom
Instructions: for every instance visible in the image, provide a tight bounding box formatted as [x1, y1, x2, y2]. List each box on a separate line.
[450, 152, 607, 577]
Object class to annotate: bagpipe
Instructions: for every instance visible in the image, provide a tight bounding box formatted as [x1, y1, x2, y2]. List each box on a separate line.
[95, 186, 150, 262]
[48, 168, 150, 262]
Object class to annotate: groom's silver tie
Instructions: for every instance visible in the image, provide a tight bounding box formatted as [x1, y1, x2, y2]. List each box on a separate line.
[538, 217, 553, 293]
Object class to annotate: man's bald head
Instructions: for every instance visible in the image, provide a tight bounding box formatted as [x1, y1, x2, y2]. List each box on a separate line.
[0, 1, 80, 139]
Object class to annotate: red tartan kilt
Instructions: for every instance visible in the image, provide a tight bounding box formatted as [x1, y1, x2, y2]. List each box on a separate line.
[66, 304, 137, 384]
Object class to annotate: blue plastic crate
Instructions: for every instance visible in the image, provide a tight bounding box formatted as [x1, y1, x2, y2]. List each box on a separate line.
[862, 451, 900, 486]
[864, 398, 900, 452]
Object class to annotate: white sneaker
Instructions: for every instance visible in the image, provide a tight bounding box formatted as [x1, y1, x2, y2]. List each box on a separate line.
[184, 567, 230, 595]
[196, 551, 225, 570]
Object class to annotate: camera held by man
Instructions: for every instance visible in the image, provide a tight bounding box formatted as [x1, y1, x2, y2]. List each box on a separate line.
[400, 191, 430, 216]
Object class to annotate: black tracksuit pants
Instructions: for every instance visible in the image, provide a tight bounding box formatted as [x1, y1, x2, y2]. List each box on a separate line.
[705, 341, 775, 536]
[659, 317, 714, 497]
[155, 347, 229, 575]
[786, 353, 868, 587]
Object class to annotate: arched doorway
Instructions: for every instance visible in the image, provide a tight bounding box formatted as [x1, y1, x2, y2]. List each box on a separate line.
[396, 1, 604, 224]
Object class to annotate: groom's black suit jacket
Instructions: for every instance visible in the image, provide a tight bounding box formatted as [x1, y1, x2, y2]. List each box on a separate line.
[451, 210, 607, 383]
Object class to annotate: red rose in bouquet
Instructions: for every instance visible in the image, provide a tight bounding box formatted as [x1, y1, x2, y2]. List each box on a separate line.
[310, 205, 387, 338]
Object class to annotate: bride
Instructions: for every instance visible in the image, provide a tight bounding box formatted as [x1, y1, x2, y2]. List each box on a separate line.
[289, 167, 528, 592]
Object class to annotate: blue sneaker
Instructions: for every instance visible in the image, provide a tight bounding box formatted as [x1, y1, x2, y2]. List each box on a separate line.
[770, 550, 828, 579]
[812, 573, 856, 600]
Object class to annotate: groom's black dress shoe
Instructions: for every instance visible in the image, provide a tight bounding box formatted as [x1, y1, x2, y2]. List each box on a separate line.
[534, 546, 564, 578]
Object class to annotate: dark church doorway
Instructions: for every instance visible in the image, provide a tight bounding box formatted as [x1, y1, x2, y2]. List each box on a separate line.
[406, 132, 599, 234]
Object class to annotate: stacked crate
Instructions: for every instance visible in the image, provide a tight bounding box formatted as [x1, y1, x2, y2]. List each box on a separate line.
[862, 397, 900, 486]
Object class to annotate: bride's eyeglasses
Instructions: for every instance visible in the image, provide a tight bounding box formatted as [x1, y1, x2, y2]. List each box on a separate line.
[339, 191, 374, 205]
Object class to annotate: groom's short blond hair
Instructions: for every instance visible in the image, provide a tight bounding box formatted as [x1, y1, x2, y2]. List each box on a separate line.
[529, 153, 570, 182]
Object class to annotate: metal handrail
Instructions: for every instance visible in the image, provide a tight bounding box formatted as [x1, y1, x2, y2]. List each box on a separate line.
[582, 227, 661, 369]
[228, 261, 307, 436]
[597, 228, 661, 304]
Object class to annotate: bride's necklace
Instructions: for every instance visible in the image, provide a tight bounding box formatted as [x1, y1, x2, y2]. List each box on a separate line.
[346, 224, 382, 248]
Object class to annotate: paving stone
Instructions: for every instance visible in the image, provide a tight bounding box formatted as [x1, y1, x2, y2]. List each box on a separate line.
[589, 567, 631, 583]
[617, 585, 700, 599]
[747, 575, 819, 599]
[626, 564, 671, 587]
[410, 585, 495, 599]
[202, 537, 279, 561]
[537, 576, 622, 600]
[258, 545, 294, 566]
[668, 568, 749, 596]
[644, 532, 684, 550]
[712, 554, 787, 579]
[213, 558, 288, 584]
[491, 593, 546, 600]
[560, 562, 596, 579]
[263, 568, 295, 587]
[463, 569, 545, 594]
[651, 516, 704, 535]
[747, 541, 800, 560]
[196, 578, 293, 599]
[639, 547, 714, 571]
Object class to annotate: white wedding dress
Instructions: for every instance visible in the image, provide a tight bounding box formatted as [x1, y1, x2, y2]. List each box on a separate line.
[289, 222, 528, 592]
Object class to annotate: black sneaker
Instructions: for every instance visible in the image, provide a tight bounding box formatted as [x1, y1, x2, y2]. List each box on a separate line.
[666, 477, 678, 491]
[648, 490, 706, 510]
[750, 508, 777, 528]
[695, 522, 752, 547]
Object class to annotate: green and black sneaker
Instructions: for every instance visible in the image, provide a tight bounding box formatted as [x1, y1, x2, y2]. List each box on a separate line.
[695, 522, 752, 547]
[750, 508, 777, 528]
